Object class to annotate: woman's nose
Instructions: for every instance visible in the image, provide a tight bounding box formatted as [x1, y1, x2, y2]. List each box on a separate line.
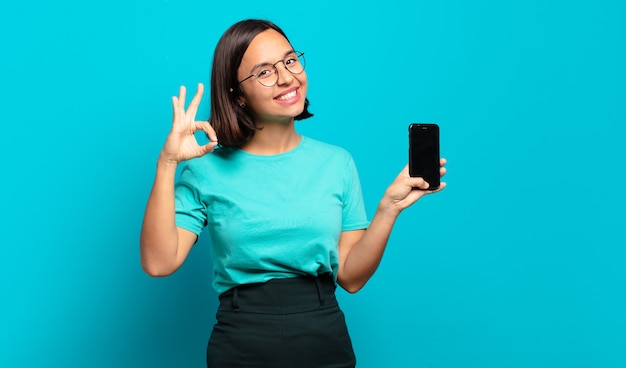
[275, 61, 294, 85]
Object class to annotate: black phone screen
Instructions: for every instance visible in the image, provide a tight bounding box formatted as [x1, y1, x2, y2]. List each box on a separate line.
[409, 123, 440, 189]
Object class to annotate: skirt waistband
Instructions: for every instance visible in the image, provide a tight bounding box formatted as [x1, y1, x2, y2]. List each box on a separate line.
[218, 274, 337, 314]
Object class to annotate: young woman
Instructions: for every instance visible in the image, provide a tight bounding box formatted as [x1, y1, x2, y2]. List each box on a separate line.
[140, 19, 446, 368]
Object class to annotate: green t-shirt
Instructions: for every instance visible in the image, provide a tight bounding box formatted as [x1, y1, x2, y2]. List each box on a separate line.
[175, 136, 370, 294]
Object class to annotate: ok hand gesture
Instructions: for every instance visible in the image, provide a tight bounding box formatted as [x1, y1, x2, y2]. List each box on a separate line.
[160, 83, 218, 164]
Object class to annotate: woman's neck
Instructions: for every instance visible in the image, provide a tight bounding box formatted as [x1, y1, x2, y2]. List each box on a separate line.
[241, 120, 301, 155]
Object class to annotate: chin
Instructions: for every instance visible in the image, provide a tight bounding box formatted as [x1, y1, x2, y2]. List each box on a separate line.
[280, 105, 305, 119]
[294, 101, 307, 115]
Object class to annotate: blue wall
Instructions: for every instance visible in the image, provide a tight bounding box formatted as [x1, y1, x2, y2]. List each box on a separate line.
[2, 1, 625, 367]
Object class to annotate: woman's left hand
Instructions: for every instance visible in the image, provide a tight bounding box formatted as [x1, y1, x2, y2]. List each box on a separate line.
[381, 158, 447, 216]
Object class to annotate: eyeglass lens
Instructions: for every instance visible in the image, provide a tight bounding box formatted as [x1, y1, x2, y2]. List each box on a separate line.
[255, 52, 305, 87]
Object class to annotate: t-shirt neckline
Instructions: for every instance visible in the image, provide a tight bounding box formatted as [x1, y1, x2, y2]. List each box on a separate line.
[235, 135, 306, 159]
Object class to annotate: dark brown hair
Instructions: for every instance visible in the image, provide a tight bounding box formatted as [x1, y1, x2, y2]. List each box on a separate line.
[209, 19, 313, 148]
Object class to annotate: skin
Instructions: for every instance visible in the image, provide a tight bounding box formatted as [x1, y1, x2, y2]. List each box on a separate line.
[235, 30, 308, 155]
[140, 29, 447, 293]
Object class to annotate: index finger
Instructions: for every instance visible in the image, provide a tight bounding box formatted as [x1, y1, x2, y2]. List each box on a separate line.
[197, 121, 218, 142]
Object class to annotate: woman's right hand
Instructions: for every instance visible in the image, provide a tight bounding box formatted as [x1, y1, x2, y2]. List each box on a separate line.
[160, 83, 218, 165]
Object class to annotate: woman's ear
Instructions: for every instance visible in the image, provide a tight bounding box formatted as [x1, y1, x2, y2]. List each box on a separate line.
[230, 87, 246, 108]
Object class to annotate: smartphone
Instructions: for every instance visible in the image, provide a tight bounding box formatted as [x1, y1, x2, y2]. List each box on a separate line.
[409, 123, 440, 189]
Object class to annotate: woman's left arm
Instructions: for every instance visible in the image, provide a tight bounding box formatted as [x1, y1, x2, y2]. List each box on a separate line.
[336, 159, 447, 293]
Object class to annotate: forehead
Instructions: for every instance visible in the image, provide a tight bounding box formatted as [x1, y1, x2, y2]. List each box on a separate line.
[240, 29, 293, 68]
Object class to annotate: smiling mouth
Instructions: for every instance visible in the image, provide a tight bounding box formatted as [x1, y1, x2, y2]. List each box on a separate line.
[275, 89, 297, 101]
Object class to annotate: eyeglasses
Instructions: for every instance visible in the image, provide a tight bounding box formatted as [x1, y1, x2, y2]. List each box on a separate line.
[238, 51, 306, 87]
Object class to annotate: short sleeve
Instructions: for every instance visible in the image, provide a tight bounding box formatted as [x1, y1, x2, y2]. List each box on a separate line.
[341, 155, 370, 231]
[174, 163, 207, 235]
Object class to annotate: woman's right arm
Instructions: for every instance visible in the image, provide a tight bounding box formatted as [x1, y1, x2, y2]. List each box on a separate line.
[140, 83, 218, 277]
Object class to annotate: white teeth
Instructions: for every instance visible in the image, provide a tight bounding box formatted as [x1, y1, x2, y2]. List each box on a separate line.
[276, 90, 297, 101]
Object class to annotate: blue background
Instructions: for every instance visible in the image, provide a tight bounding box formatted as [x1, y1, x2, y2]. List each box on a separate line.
[2, 0, 625, 367]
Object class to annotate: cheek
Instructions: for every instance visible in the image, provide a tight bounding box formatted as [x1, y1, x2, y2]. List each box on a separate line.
[298, 74, 308, 96]
[300, 71, 308, 86]
[243, 88, 270, 107]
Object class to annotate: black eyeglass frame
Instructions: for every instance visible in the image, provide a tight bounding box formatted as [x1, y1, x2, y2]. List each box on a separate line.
[237, 51, 306, 87]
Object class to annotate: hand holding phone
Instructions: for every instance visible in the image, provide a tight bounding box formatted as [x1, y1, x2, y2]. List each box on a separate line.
[409, 123, 440, 190]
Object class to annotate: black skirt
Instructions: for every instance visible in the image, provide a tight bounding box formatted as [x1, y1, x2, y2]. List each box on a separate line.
[207, 274, 356, 368]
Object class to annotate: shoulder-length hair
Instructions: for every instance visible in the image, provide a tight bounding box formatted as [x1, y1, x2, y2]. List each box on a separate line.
[209, 19, 313, 148]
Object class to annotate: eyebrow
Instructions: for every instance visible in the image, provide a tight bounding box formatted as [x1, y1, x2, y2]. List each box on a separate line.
[250, 50, 297, 72]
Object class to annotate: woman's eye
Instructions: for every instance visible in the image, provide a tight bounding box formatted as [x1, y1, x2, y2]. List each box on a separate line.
[258, 68, 273, 78]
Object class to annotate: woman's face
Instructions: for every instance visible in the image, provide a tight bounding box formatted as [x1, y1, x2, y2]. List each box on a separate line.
[236, 29, 308, 124]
